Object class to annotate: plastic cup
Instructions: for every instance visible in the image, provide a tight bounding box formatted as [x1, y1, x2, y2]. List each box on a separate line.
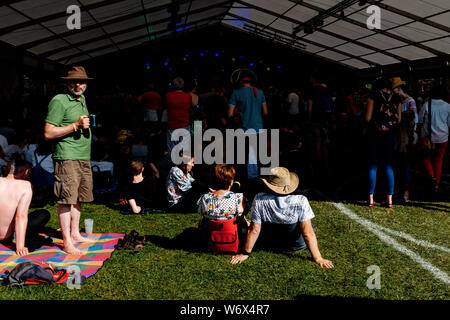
[84, 219, 94, 235]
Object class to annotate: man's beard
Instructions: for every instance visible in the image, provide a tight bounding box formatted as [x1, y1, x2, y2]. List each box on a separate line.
[68, 85, 87, 96]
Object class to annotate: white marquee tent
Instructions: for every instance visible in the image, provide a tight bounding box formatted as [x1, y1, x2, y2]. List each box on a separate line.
[0, 0, 449, 69]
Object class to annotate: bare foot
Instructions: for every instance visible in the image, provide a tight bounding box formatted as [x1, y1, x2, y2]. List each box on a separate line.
[62, 245, 84, 255]
[71, 234, 97, 243]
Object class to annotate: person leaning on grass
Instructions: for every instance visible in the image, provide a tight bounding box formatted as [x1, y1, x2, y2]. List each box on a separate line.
[230, 167, 334, 269]
[0, 159, 51, 256]
[125, 158, 160, 214]
[166, 154, 206, 213]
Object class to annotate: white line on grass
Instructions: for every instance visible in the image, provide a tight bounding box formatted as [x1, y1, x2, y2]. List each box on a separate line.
[320, 191, 450, 253]
[375, 225, 450, 254]
[314, 190, 450, 286]
[332, 202, 450, 286]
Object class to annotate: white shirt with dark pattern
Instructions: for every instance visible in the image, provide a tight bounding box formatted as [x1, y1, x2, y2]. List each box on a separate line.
[197, 191, 243, 220]
[250, 192, 315, 225]
[166, 166, 195, 207]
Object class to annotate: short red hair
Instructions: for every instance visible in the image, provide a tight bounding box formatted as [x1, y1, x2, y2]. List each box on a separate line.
[212, 164, 235, 190]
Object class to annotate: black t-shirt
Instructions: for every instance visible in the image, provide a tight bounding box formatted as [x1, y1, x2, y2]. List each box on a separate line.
[125, 176, 156, 207]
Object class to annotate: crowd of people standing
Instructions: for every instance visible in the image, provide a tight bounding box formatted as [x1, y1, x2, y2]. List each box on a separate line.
[0, 65, 448, 262]
[0, 69, 449, 208]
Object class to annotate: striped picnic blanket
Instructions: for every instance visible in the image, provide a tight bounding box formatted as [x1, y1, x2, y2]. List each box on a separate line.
[0, 233, 124, 279]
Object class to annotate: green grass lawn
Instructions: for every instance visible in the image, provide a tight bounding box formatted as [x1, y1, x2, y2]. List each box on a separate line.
[0, 199, 448, 300]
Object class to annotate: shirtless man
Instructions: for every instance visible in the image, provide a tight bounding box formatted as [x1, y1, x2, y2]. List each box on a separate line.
[0, 160, 50, 256]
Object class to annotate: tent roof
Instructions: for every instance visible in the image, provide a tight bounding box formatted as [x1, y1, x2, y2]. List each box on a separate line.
[0, 0, 448, 69]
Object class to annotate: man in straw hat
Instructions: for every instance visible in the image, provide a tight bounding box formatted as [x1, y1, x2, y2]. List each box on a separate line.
[390, 77, 418, 202]
[390, 76, 418, 127]
[230, 167, 334, 268]
[44, 66, 95, 255]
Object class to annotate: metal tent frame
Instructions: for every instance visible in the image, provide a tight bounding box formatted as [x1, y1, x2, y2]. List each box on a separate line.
[0, 0, 448, 69]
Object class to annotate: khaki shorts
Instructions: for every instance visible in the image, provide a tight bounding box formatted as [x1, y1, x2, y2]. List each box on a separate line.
[54, 160, 93, 204]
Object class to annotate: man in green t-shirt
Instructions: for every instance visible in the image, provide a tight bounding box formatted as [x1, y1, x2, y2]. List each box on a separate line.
[44, 66, 95, 255]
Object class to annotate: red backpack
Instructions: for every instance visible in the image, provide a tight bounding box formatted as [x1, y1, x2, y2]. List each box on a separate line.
[208, 218, 239, 254]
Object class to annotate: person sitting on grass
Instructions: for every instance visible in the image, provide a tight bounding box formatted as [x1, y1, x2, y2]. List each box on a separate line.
[124, 158, 160, 214]
[0, 159, 51, 256]
[197, 164, 249, 246]
[166, 154, 204, 213]
[230, 167, 334, 269]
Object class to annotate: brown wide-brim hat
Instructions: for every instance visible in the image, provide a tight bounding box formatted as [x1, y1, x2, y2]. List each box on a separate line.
[61, 66, 93, 80]
[261, 167, 299, 195]
[390, 77, 405, 89]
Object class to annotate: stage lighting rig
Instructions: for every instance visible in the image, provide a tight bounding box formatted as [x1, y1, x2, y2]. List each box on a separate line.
[304, 23, 314, 34]
[292, 0, 361, 35]
[243, 24, 306, 49]
[168, 0, 181, 31]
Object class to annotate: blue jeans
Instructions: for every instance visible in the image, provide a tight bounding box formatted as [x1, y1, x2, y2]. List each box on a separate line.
[368, 131, 396, 195]
[256, 221, 316, 251]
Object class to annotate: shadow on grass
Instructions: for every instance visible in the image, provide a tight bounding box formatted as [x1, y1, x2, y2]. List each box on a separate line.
[148, 228, 210, 253]
[400, 201, 450, 212]
[341, 198, 450, 213]
[328, 168, 450, 205]
[148, 228, 316, 263]
[103, 202, 170, 215]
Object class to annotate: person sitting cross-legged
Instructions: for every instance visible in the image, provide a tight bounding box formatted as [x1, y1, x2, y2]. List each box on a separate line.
[230, 167, 334, 268]
[124, 158, 160, 214]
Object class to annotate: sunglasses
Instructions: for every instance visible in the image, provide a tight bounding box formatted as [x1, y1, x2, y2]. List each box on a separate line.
[68, 80, 87, 84]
